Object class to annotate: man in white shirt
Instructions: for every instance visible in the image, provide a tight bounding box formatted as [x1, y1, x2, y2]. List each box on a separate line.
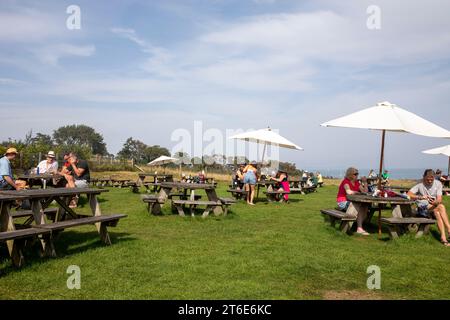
[408, 169, 449, 246]
[36, 151, 58, 174]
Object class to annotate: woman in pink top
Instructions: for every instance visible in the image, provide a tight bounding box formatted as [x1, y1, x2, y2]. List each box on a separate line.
[337, 167, 369, 235]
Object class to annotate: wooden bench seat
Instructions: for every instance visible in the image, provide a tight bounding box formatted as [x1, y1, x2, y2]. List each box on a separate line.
[172, 200, 231, 217]
[219, 197, 237, 205]
[289, 188, 303, 194]
[32, 214, 127, 231]
[381, 217, 436, 239]
[321, 209, 356, 234]
[227, 189, 247, 200]
[0, 228, 52, 268]
[142, 195, 165, 215]
[11, 208, 58, 219]
[264, 190, 290, 202]
[123, 181, 140, 193]
[0, 228, 51, 242]
[302, 186, 317, 194]
[32, 214, 126, 249]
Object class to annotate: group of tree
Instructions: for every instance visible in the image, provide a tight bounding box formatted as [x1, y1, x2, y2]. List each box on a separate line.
[117, 137, 170, 164]
[1, 126, 302, 175]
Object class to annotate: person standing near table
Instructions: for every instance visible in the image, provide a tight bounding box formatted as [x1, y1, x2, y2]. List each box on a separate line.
[407, 169, 450, 247]
[233, 164, 245, 190]
[0, 148, 21, 190]
[337, 167, 370, 236]
[36, 151, 58, 174]
[243, 162, 258, 206]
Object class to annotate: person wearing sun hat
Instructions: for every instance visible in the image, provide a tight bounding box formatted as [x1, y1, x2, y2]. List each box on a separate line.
[36, 151, 59, 174]
[0, 147, 20, 190]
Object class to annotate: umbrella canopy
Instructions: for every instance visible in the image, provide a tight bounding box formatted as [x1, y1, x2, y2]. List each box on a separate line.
[422, 145, 450, 175]
[147, 155, 178, 166]
[229, 127, 303, 151]
[321, 101, 450, 237]
[321, 101, 450, 137]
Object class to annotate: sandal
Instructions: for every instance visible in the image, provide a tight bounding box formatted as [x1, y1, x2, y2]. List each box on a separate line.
[441, 240, 450, 247]
[356, 230, 370, 236]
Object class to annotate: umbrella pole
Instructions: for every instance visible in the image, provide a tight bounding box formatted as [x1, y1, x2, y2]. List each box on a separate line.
[448, 156, 450, 177]
[257, 142, 267, 199]
[377, 130, 386, 238]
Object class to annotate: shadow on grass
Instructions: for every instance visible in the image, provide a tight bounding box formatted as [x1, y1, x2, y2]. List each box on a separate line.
[0, 231, 135, 277]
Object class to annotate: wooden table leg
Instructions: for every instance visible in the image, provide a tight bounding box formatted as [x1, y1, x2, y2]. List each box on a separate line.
[89, 194, 111, 245]
[206, 189, 223, 215]
[31, 199, 56, 257]
[0, 201, 27, 267]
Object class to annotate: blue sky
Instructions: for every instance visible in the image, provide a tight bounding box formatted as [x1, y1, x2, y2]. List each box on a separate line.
[1, 0, 450, 171]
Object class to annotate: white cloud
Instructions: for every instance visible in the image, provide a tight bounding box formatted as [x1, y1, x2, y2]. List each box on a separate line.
[0, 8, 62, 43]
[0, 78, 27, 86]
[33, 44, 95, 66]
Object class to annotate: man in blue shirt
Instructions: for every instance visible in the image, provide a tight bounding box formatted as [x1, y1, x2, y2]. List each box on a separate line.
[0, 148, 20, 190]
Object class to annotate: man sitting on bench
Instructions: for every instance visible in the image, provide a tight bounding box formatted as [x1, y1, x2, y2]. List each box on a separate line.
[408, 169, 450, 247]
[337, 167, 369, 236]
[65, 153, 91, 208]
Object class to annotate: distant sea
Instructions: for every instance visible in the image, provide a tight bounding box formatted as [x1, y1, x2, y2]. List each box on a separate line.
[307, 168, 440, 180]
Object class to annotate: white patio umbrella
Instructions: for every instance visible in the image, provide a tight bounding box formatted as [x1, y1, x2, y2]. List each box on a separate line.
[422, 145, 450, 176]
[228, 127, 303, 164]
[321, 101, 450, 236]
[147, 155, 178, 174]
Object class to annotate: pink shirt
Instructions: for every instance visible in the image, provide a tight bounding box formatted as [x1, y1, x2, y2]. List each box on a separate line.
[337, 178, 360, 203]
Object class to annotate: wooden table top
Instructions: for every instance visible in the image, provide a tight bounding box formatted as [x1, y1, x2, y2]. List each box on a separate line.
[347, 194, 414, 205]
[138, 173, 173, 177]
[159, 182, 215, 190]
[0, 194, 28, 201]
[17, 174, 58, 180]
[0, 188, 108, 199]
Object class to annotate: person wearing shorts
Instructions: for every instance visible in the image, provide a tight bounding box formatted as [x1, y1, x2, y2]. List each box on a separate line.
[243, 162, 258, 205]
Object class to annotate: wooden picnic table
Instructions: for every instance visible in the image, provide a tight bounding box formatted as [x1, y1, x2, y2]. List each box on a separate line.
[0, 188, 118, 258]
[256, 180, 278, 198]
[389, 186, 413, 194]
[137, 173, 173, 190]
[346, 194, 422, 238]
[152, 182, 221, 215]
[347, 194, 415, 218]
[17, 173, 61, 189]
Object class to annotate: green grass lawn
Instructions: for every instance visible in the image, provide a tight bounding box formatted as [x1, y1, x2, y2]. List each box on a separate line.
[0, 185, 449, 300]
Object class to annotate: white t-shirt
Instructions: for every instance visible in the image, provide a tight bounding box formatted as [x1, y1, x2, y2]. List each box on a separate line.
[409, 180, 443, 198]
[37, 160, 58, 174]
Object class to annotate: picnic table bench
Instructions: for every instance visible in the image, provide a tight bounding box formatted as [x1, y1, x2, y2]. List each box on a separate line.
[227, 188, 247, 200]
[172, 200, 232, 217]
[288, 188, 303, 194]
[0, 228, 52, 268]
[321, 209, 357, 234]
[142, 195, 165, 215]
[381, 217, 436, 239]
[11, 208, 59, 224]
[345, 194, 435, 239]
[302, 186, 317, 194]
[264, 190, 290, 203]
[0, 188, 127, 264]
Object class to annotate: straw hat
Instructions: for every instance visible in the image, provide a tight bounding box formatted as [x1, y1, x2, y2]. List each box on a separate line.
[47, 151, 56, 158]
[5, 147, 18, 155]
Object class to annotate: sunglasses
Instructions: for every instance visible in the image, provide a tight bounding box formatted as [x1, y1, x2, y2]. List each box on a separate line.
[354, 173, 359, 176]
